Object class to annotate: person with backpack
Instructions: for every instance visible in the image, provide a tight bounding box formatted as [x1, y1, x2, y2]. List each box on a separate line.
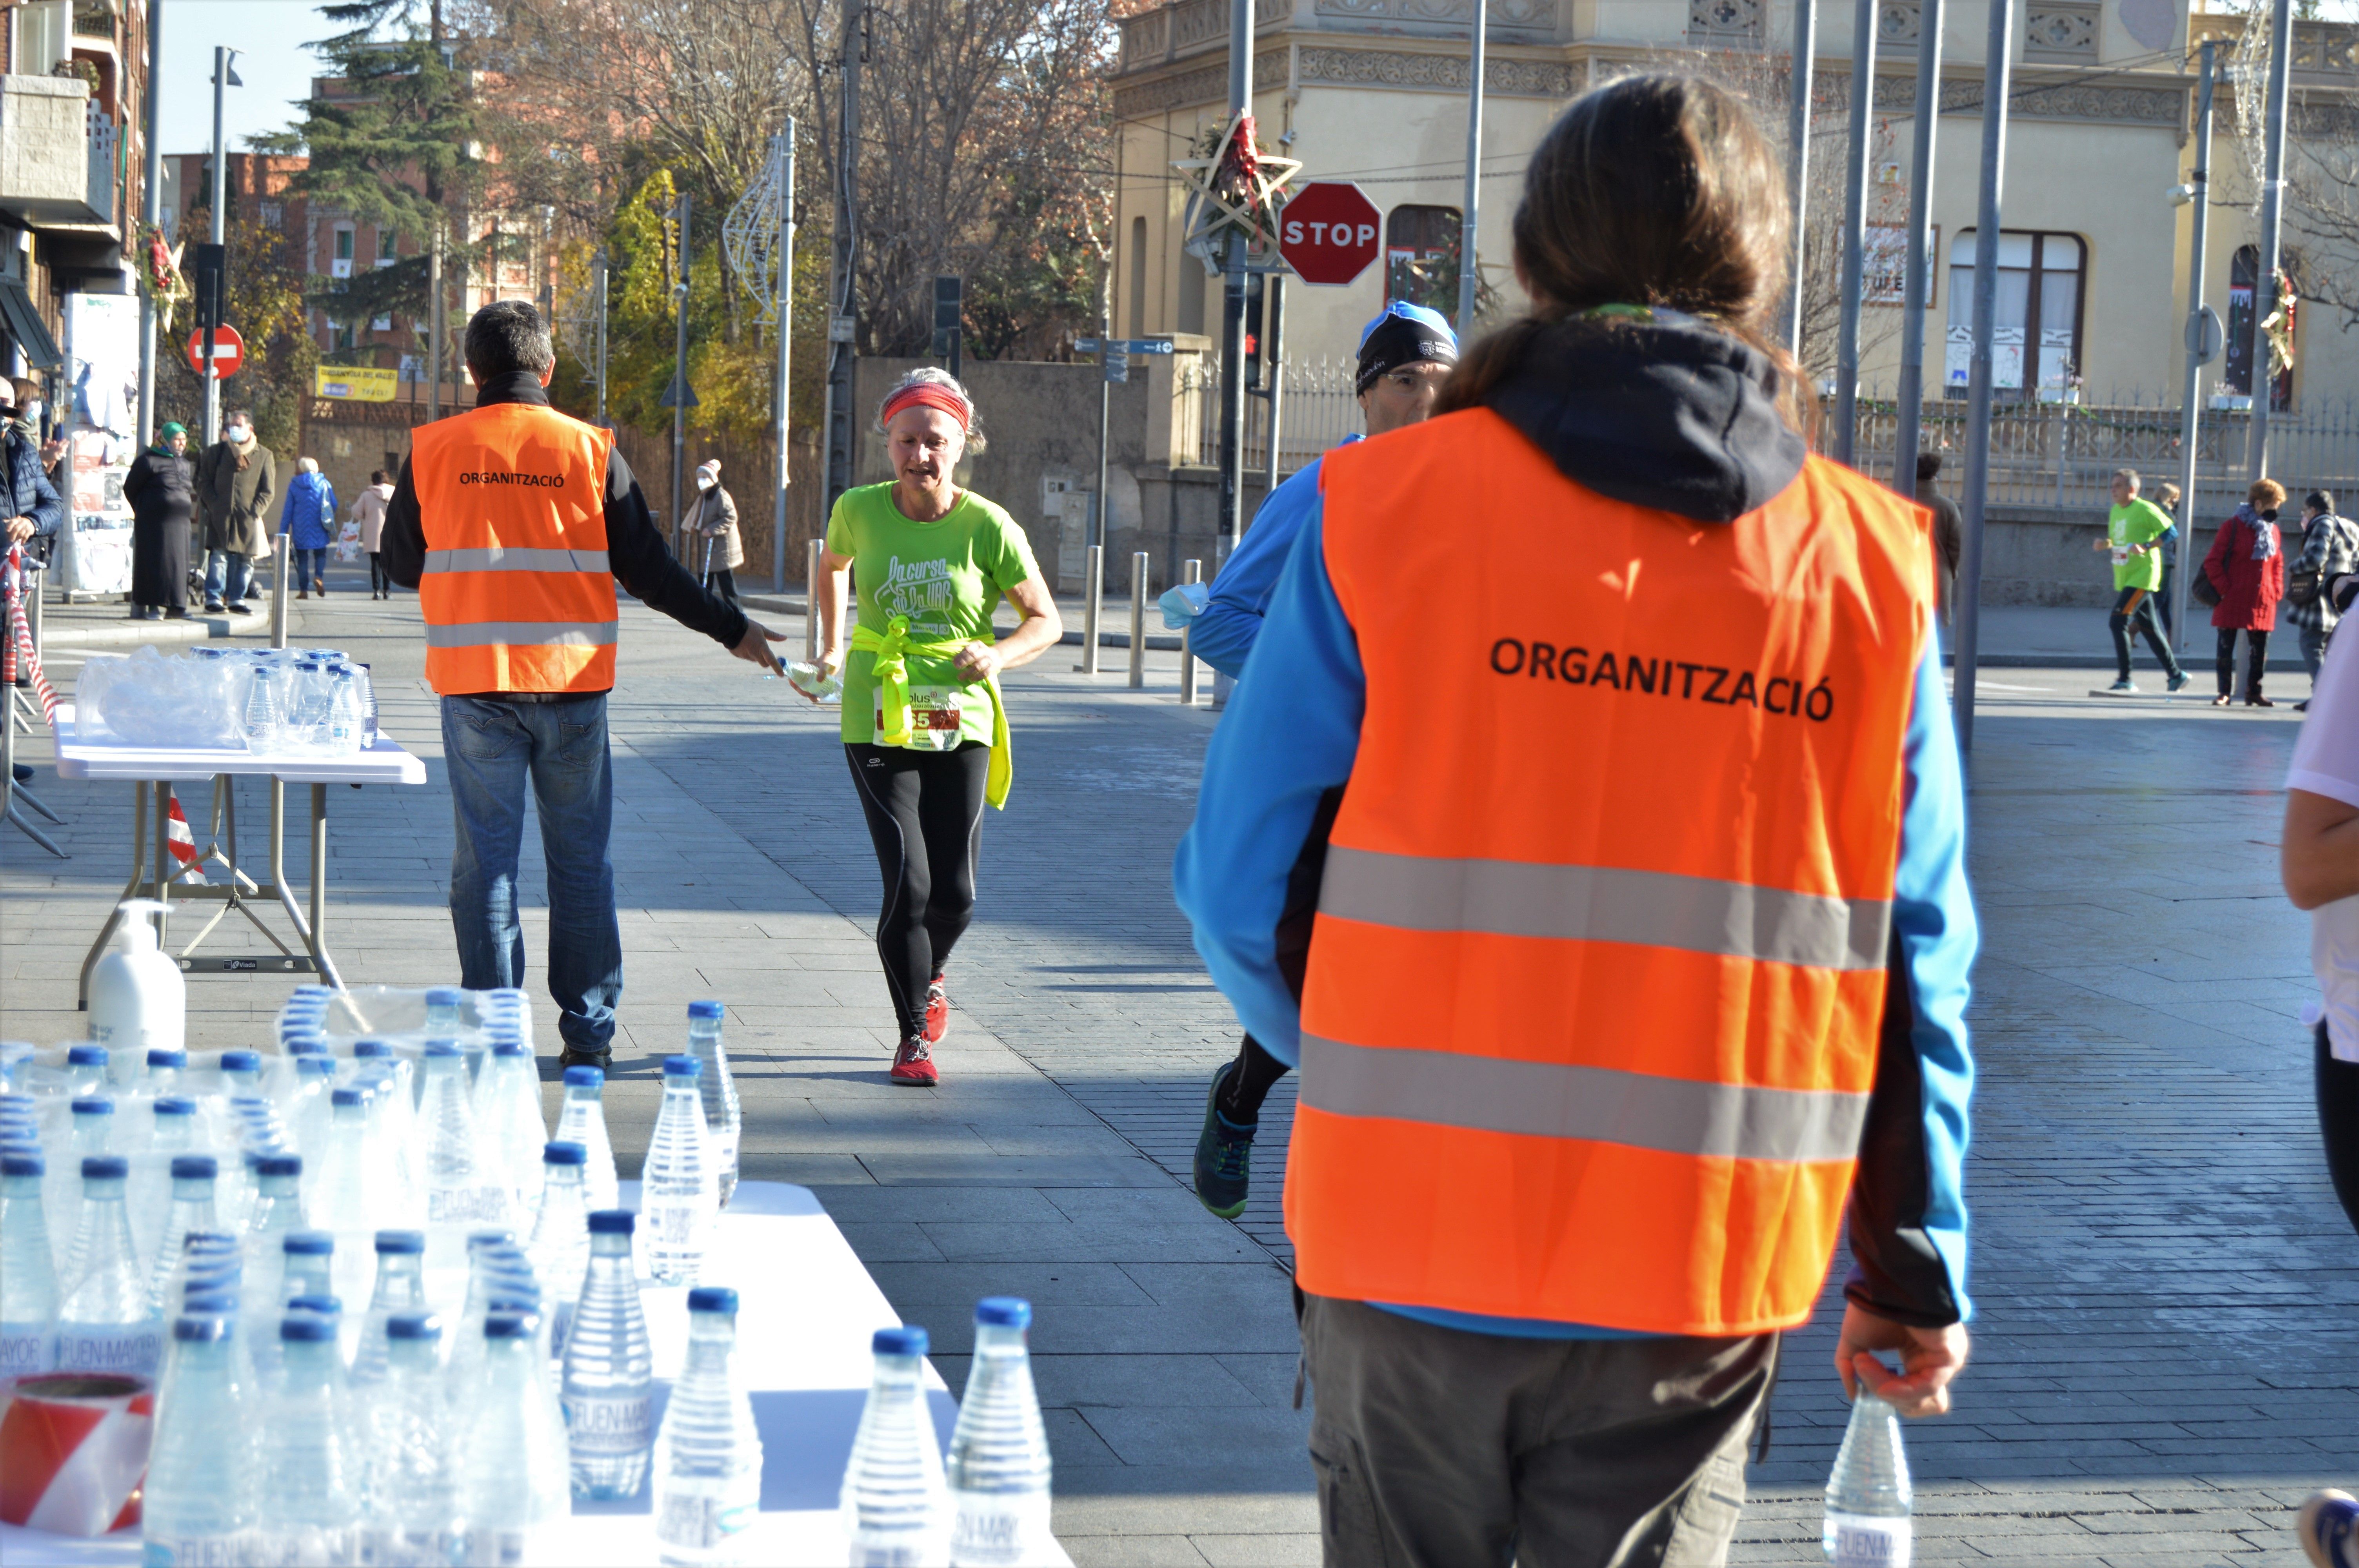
[280, 457, 338, 599]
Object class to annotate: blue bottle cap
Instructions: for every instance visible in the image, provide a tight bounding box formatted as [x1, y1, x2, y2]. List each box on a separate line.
[387, 1312, 443, 1341]
[287, 1294, 341, 1316]
[425, 987, 464, 1006]
[563, 1065, 605, 1088]
[170, 1154, 219, 1180]
[284, 1230, 334, 1256]
[974, 1296, 1032, 1330]
[375, 1229, 426, 1255]
[297, 1056, 338, 1076]
[173, 1315, 230, 1343]
[331, 1087, 365, 1107]
[663, 1054, 701, 1079]
[67, 1045, 107, 1067]
[587, 1209, 636, 1235]
[873, 1325, 929, 1357]
[182, 1289, 240, 1315]
[71, 1097, 113, 1115]
[688, 1000, 724, 1020]
[466, 1229, 518, 1250]
[486, 1292, 540, 1315]
[491, 1038, 528, 1057]
[424, 1040, 462, 1058]
[0, 1152, 40, 1177]
[688, 1287, 739, 1315]
[256, 1153, 302, 1178]
[483, 1313, 531, 1339]
[220, 1050, 262, 1071]
[147, 1048, 188, 1068]
[542, 1141, 587, 1166]
[353, 1040, 393, 1058]
[154, 1098, 197, 1117]
[280, 1315, 337, 1342]
[81, 1155, 128, 1180]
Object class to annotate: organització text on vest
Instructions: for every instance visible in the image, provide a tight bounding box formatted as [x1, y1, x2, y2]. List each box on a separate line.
[456, 470, 569, 488]
[1488, 637, 1838, 720]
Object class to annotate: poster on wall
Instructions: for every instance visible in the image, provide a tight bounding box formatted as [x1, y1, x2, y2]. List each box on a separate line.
[52, 292, 140, 594]
[57, 427, 132, 595]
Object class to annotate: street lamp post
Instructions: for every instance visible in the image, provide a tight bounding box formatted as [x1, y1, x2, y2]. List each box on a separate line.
[134, 0, 163, 449]
[202, 47, 240, 448]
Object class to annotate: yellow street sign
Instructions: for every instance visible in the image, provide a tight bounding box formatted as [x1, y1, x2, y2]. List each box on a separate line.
[312, 365, 398, 402]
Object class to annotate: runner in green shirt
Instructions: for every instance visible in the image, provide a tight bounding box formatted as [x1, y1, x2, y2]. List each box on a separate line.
[802, 368, 1063, 1086]
[2094, 467, 2190, 695]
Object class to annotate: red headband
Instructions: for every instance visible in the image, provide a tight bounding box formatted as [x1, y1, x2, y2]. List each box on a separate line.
[881, 383, 970, 432]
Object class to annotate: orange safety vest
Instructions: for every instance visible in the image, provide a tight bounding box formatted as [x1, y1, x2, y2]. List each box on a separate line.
[412, 402, 619, 696]
[1289, 407, 1934, 1337]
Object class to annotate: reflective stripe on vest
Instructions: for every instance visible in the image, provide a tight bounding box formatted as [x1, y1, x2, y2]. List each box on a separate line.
[411, 404, 618, 696]
[1287, 407, 1934, 1337]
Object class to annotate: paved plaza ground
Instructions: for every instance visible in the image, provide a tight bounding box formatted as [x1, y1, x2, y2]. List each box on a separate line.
[4, 562, 2356, 1564]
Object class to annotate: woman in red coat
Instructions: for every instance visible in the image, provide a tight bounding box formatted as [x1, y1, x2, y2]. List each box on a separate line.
[2204, 477, 2288, 707]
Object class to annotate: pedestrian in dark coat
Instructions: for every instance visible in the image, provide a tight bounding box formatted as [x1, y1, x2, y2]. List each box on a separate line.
[124, 421, 194, 618]
[0, 402, 62, 563]
[2203, 477, 2288, 707]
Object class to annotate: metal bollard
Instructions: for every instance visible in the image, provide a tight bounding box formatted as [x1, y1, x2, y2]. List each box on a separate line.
[1081, 543, 1103, 675]
[805, 537, 824, 661]
[270, 534, 290, 649]
[1178, 559, 1201, 705]
[1129, 552, 1149, 690]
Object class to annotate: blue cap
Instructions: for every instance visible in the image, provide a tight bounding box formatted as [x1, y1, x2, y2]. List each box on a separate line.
[173, 1315, 230, 1343]
[71, 1097, 113, 1115]
[424, 1040, 462, 1058]
[220, 1050, 262, 1071]
[1357, 298, 1458, 354]
[170, 1155, 218, 1180]
[375, 1229, 425, 1255]
[873, 1325, 929, 1357]
[466, 1229, 517, 1250]
[425, 987, 463, 1006]
[483, 1313, 532, 1339]
[81, 1155, 127, 1180]
[975, 1296, 1032, 1330]
[688, 1287, 739, 1314]
[67, 1045, 107, 1067]
[280, 1315, 336, 1342]
[588, 1209, 635, 1235]
[147, 1048, 187, 1068]
[387, 1312, 442, 1341]
[257, 1153, 302, 1178]
[563, 1066, 604, 1088]
[492, 1038, 527, 1057]
[353, 1040, 393, 1057]
[663, 1054, 701, 1079]
[298, 1056, 337, 1076]
[1355, 299, 1461, 393]
[542, 1141, 587, 1166]
[688, 1000, 724, 1020]
[287, 1294, 341, 1316]
[1, 1152, 40, 1177]
[331, 1087, 365, 1107]
[154, 1097, 197, 1117]
[485, 1292, 541, 1316]
[284, 1230, 334, 1257]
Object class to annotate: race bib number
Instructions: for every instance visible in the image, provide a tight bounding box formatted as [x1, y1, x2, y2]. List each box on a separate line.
[878, 684, 969, 752]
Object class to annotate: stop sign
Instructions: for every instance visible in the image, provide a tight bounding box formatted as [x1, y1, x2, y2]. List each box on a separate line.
[1278, 182, 1383, 287]
[185, 325, 245, 380]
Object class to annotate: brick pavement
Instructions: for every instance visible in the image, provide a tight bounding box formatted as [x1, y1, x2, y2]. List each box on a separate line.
[4, 573, 2356, 1564]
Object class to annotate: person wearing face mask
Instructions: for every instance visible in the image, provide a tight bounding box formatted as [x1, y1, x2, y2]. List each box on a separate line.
[125, 422, 194, 619]
[0, 397, 62, 564]
[804, 367, 1064, 1086]
[683, 458, 742, 603]
[196, 409, 276, 615]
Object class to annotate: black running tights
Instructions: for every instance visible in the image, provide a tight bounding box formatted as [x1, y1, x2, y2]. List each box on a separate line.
[2322, 1023, 2359, 1238]
[846, 742, 989, 1040]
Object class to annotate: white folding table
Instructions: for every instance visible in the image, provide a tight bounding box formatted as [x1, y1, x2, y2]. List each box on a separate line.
[49, 702, 428, 1003]
[0, 1180, 1073, 1566]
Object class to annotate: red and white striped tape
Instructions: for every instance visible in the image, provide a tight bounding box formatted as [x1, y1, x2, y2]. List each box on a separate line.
[0, 1374, 154, 1536]
[2, 543, 59, 723]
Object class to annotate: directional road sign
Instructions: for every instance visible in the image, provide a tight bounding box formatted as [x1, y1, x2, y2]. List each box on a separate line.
[185, 325, 245, 380]
[1278, 182, 1382, 287]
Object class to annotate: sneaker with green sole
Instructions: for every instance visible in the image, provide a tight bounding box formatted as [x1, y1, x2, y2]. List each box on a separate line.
[1192, 1062, 1257, 1219]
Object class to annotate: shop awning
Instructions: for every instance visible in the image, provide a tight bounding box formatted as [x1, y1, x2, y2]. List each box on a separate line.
[0, 279, 61, 371]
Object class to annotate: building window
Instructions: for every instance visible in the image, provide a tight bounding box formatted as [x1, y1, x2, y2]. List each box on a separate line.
[1386, 205, 1463, 330]
[257, 200, 283, 229]
[2225, 245, 2295, 413]
[377, 230, 398, 265]
[1943, 230, 2085, 401]
[332, 226, 355, 279]
[1177, 251, 1206, 337]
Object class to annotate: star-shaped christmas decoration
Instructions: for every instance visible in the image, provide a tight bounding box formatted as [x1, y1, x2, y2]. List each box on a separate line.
[1175, 111, 1302, 267]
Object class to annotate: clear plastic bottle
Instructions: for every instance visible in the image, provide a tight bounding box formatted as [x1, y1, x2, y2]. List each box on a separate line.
[422, 1041, 513, 1256]
[684, 1002, 741, 1209]
[53, 1156, 165, 1377]
[242, 1151, 306, 1367]
[466, 1312, 572, 1565]
[148, 1094, 199, 1153]
[447, 1234, 533, 1390]
[147, 1153, 222, 1309]
[351, 1230, 427, 1389]
[245, 661, 285, 752]
[52, 1095, 114, 1274]
[561, 1209, 654, 1499]
[946, 1297, 1053, 1566]
[527, 1142, 591, 1359]
[164, 1230, 241, 1321]
[1823, 1388, 1913, 1566]
[423, 987, 464, 1038]
[786, 659, 844, 702]
[282, 1230, 338, 1317]
[354, 1064, 422, 1231]
[477, 1037, 549, 1215]
[314, 1085, 377, 1234]
[362, 1311, 461, 1568]
[642, 1055, 717, 1287]
[325, 666, 363, 753]
[292, 1052, 341, 1177]
[65, 1042, 109, 1096]
[843, 1325, 951, 1566]
[655, 1286, 765, 1567]
[219, 1048, 265, 1099]
[257, 1312, 363, 1566]
[0, 1150, 57, 1377]
[145, 1046, 189, 1096]
[555, 1065, 620, 1212]
[143, 1314, 257, 1564]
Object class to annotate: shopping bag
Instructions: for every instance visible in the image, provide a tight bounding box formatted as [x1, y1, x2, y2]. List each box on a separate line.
[335, 518, 363, 563]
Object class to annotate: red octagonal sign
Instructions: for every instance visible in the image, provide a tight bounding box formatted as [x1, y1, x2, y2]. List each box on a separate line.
[1278, 181, 1381, 287]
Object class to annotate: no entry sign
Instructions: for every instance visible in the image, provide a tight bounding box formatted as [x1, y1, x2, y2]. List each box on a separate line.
[1278, 182, 1383, 287]
[185, 325, 245, 380]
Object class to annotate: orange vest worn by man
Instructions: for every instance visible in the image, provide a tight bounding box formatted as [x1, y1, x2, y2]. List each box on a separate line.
[1175, 310, 1977, 1561]
[381, 300, 779, 1070]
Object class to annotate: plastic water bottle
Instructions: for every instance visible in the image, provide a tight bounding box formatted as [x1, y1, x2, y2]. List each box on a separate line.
[315, 1086, 376, 1234]
[528, 1142, 591, 1358]
[842, 1325, 951, 1565]
[1824, 1388, 1913, 1566]
[220, 1048, 264, 1098]
[0, 1150, 56, 1377]
[258, 1313, 363, 1565]
[163, 1230, 240, 1323]
[51, 1096, 114, 1276]
[422, 1040, 514, 1247]
[147, 1153, 222, 1308]
[351, 1230, 426, 1388]
[654, 1286, 765, 1566]
[555, 1065, 620, 1212]
[143, 1314, 257, 1565]
[466, 1312, 572, 1564]
[946, 1297, 1053, 1565]
[359, 1311, 460, 1566]
[54, 1156, 165, 1377]
[561, 1209, 653, 1498]
[242, 1151, 305, 1355]
[145, 1046, 189, 1096]
[424, 987, 464, 1038]
[786, 659, 844, 702]
[149, 1094, 199, 1154]
[449, 1236, 537, 1388]
[325, 666, 363, 752]
[65, 1042, 109, 1096]
[350, 661, 380, 748]
[282, 1231, 338, 1336]
[685, 1002, 741, 1208]
[478, 1037, 549, 1214]
[245, 660, 285, 751]
[292, 1053, 341, 1173]
[642, 1055, 718, 1286]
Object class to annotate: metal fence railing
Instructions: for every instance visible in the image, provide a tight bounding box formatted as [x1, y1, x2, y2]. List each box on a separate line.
[1184, 355, 1364, 475]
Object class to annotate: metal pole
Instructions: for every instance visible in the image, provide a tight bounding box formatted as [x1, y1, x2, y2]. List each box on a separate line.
[1129, 550, 1149, 689]
[427, 227, 443, 422]
[1217, 0, 1252, 567]
[1457, 0, 1485, 335]
[1785, 0, 1817, 360]
[1082, 543, 1103, 675]
[1952, 0, 2017, 753]
[269, 534, 289, 646]
[2174, 42, 2220, 653]
[822, 6, 863, 512]
[203, 47, 229, 448]
[772, 127, 796, 597]
[1833, 0, 1877, 468]
[592, 247, 609, 428]
[1179, 558, 1202, 704]
[805, 537, 823, 660]
[671, 191, 691, 560]
[1261, 275, 1285, 509]
[135, 0, 163, 449]
[1890, 0, 1944, 495]
[2248, 0, 2294, 482]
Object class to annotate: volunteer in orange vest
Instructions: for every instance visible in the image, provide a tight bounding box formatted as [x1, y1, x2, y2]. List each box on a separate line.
[382, 300, 785, 1071]
[1175, 76, 1978, 1564]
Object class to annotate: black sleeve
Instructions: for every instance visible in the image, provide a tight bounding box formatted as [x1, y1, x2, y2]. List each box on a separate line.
[380, 457, 426, 588]
[1843, 933, 1965, 1329]
[601, 446, 747, 647]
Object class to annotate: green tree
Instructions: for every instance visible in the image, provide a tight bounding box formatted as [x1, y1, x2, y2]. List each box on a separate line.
[155, 209, 317, 456]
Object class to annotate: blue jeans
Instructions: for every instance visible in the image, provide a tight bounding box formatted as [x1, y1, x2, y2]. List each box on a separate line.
[202, 549, 250, 604]
[295, 546, 325, 586]
[441, 693, 622, 1054]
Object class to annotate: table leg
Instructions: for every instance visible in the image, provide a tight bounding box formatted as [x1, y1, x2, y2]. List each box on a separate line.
[79, 782, 150, 1009]
[307, 782, 341, 989]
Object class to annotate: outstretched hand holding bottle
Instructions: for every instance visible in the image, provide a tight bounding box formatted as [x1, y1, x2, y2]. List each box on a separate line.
[1832, 1301, 1970, 1417]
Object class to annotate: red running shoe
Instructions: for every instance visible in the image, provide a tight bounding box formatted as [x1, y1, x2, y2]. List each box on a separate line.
[890, 1035, 939, 1087]
[923, 974, 949, 1044]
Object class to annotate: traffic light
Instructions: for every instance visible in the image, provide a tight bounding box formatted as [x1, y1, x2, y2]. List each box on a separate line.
[1245, 274, 1264, 390]
[191, 243, 227, 333]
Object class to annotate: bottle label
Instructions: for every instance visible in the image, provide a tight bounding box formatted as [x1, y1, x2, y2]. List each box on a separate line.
[642, 1200, 707, 1250]
[1825, 1512, 1912, 1566]
[950, 1493, 1055, 1565]
[427, 1185, 510, 1225]
[657, 1486, 757, 1549]
[143, 1536, 252, 1566]
[563, 1392, 652, 1455]
[0, 1323, 56, 1377]
[55, 1323, 162, 1378]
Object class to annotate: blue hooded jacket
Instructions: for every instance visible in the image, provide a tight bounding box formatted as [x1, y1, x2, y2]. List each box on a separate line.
[280, 468, 338, 550]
